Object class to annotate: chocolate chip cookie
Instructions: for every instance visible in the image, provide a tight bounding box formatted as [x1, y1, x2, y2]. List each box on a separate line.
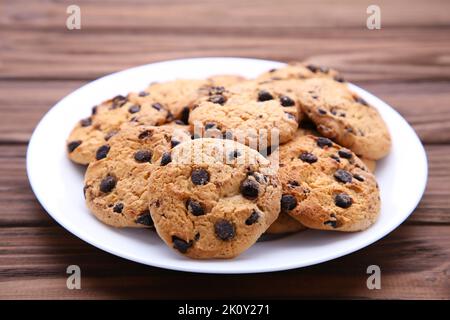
[67, 94, 170, 165]
[84, 123, 191, 228]
[295, 78, 391, 160]
[189, 81, 299, 149]
[257, 62, 341, 82]
[144, 75, 245, 122]
[147, 138, 281, 259]
[271, 134, 380, 232]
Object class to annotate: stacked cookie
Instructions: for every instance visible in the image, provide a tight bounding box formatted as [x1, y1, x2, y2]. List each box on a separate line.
[67, 62, 391, 259]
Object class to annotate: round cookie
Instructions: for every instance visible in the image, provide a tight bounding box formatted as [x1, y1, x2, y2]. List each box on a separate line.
[144, 76, 246, 122]
[67, 93, 170, 165]
[272, 134, 380, 232]
[257, 62, 341, 82]
[84, 123, 191, 228]
[189, 81, 299, 149]
[147, 138, 281, 259]
[295, 77, 391, 160]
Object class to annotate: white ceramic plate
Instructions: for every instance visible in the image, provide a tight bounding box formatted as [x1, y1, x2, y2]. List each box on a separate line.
[27, 58, 427, 274]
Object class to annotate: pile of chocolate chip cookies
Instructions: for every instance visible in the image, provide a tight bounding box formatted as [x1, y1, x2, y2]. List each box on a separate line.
[67, 62, 391, 259]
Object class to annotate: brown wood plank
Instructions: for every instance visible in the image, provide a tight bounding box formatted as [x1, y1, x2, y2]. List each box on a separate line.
[0, 144, 448, 227]
[1, 0, 449, 29]
[1, 80, 449, 144]
[0, 224, 448, 299]
[0, 28, 449, 81]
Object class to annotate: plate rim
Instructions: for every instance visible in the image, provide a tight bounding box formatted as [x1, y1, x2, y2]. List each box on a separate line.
[26, 57, 428, 274]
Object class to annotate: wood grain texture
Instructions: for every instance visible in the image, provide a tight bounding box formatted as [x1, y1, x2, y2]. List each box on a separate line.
[0, 144, 448, 226]
[0, 0, 449, 299]
[1, 80, 450, 144]
[0, 225, 448, 299]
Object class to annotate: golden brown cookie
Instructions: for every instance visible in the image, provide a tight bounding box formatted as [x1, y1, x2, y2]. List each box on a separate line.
[148, 138, 281, 259]
[271, 134, 380, 232]
[257, 62, 341, 82]
[67, 94, 170, 165]
[189, 81, 300, 150]
[83, 123, 191, 228]
[295, 78, 391, 160]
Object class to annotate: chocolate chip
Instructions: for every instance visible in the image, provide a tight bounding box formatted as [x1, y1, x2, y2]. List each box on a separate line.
[134, 150, 152, 163]
[299, 152, 318, 164]
[268, 68, 277, 73]
[257, 90, 274, 102]
[306, 64, 319, 73]
[160, 152, 172, 166]
[128, 104, 141, 114]
[318, 108, 327, 115]
[138, 91, 149, 97]
[152, 103, 163, 111]
[209, 95, 226, 105]
[228, 150, 241, 160]
[245, 210, 260, 225]
[111, 95, 127, 108]
[317, 137, 333, 148]
[281, 194, 297, 211]
[95, 145, 110, 160]
[288, 180, 299, 187]
[174, 119, 184, 125]
[138, 130, 151, 139]
[91, 106, 97, 115]
[335, 193, 353, 208]
[330, 155, 341, 163]
[209, 86, 225, 95]
[334, 75, 345, 83]
[334, 169, 353, 183]
[338, 149, 353, 159]
[280, 95, 295, 107]
[214, 219, 235, 241]
[113, 203, 124, 213]
[355, 96, 368, 106]
[100, 175, 116, 193]
[204, 122, 217, 130]
[194, 233, 200, 241]
[135, 210, 153, 226]
[180, 106, 190, 124]
[171, 139, 180, 148]
[240, 178, 259, 199]
[67, 140, 82, 153]
[186, 199, 205, 216]
[191, 169, 210, 185]
[324, 220, 338, 228]
[172, 236, 192, 253]
[353, 174, 365, 182]
[80, 117, 92, 127]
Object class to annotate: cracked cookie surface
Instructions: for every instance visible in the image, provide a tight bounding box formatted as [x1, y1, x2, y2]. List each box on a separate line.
[295, 78, 391, 160]
[189, 80, 300, 149]
[148, 138, 281, 259]
[67, 93, 170, 165]
[271, 134, 380, 232]
[84, 123, 191, 228]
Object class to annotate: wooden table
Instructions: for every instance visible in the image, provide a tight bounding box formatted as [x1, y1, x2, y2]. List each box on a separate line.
[0, 0, 449, 299]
